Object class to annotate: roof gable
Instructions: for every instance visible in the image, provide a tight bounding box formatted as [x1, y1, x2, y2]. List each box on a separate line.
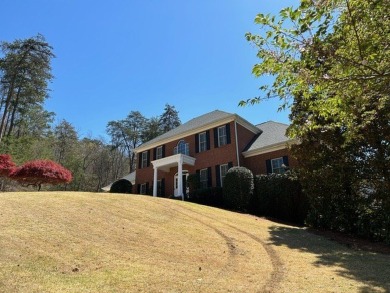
[135, 110, 259, 152]
[243, 121, 295, 156]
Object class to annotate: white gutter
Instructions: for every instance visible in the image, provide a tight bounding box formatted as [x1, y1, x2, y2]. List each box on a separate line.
[135, 115, 261, 154]
[242, 139, 299, 158]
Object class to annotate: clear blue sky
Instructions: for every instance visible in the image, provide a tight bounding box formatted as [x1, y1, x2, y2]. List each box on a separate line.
[1, 0, 298, 139]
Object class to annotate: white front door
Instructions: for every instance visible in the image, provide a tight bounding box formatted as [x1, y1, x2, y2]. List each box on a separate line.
[174, 171, 189, 197]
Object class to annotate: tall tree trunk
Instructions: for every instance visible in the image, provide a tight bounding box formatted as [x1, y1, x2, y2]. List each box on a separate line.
[7, 87, 21, 137]
[0, 48, 30, 143]
[0, 80, 16, 142]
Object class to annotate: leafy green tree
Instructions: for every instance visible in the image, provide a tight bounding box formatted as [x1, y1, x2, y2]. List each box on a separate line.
[142, 116, 162, 142]
[107, 111, 147, 172]
[0, 34, 54, 142]
[53, 120, 78, 165]
[52, 120, 83, 190]
[244, 0, 390, 240]
[10, 104, 54, 138]
[159, 104, 181, 132]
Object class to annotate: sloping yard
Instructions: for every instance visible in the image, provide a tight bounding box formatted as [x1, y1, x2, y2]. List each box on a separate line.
[0, 192, 389, 292]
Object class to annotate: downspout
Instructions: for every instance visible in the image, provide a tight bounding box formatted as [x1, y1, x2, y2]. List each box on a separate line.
[234, 120, 240, 167]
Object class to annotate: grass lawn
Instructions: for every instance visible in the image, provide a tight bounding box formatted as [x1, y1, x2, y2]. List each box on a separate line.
[0, 192, 389, 292]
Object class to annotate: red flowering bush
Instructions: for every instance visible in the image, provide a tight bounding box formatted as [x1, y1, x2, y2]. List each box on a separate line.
[9, 160, 72, 190]
[0, 154, 16, 177]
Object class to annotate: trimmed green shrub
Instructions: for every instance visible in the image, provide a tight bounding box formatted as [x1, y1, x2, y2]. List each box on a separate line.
[187, 173, 200, 197]
[252, 172, 308, 225]
[223, 166, 254, 212]
[110, 179, 133, 194]
[188, 187, 223, 207]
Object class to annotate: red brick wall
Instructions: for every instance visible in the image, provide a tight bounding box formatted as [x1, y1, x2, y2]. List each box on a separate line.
[243, 148, 298, 176]
[135, 121, 258, 196]
[235, 123, 258, 165]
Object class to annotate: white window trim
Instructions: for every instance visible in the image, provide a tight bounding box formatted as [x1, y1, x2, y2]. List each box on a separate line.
[199, 168, 208, 189]
[156, 146, 163, 160]
[140, 183, 147, 194]
[271, 157, 284, 174]
[141, 151, 148, 168]
[174, 140, 189, 155]
[218, 126, 227, 147]
[220, 164, 229, 187]
[199, 132, 207, 152]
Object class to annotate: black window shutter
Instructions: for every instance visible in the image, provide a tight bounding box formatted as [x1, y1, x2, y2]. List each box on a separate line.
[146, 182, 149, 195]
[195, 133, 199, 153]
[147, 150, 151, 167]
[137, 184, 141, 194]
[161, 178, 165, 197]
[207, 167, 212, 187]
[228, 161, 233, 169]
[215, 165, 221, 187]
[162, 145, 165, 158]
[283, 156, 289, 166]
[226, 123, 231, 144]
[214, 128, 219, 148]
[266, 159, 272, 174]
[206, 130, 210, 150]
[153, 148, 157, 160]
[138, 153, 142, 169]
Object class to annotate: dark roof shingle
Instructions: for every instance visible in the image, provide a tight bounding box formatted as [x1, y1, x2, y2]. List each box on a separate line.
[136, 110, 234, 149]
[244, 121, 290, 152]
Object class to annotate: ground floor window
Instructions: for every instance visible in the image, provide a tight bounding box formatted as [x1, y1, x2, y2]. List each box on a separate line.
[140, 183, 147, 194]
[220, 164, 229, 187]
[271, 157, 285, 174]
[199, 168, 208, 189]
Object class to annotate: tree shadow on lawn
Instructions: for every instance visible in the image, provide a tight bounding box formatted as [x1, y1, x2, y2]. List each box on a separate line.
[268, 226, 390, 293]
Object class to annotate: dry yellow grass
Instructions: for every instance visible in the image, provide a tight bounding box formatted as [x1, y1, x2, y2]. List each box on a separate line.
[0, 192, 389, 292]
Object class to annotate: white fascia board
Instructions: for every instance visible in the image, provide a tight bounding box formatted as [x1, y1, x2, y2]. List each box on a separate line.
[234, 115, 262, 134]
[135, 115, 261, 154]
[134, 114, 261, 153]
[152, 154, 196, 172]
[242, 139, 299, 158]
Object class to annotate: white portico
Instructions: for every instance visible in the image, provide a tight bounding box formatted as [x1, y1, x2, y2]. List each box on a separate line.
[151, 153, 196, 200]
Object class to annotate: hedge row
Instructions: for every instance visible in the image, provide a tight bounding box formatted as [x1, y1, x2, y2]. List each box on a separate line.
[251, 173, 309, 225]
[187, 167, 308, 225]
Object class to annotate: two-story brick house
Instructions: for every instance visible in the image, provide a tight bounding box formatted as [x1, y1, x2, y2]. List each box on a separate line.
[134, 110, 297, 198]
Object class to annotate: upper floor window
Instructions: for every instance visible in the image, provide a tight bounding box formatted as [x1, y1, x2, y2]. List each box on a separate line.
[141, 151, 148, 168]
[196, 131, 210, 153]
[174, 140, 189, 156]
[199, 132, 207, 152]
[156, 146, 163, 160]
[214, 124, 231, 148]
[218, 126, 227, 146]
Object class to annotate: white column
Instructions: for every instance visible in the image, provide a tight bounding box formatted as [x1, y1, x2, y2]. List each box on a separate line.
[153, 166, 158, 197]
[177, 155, 184, 200]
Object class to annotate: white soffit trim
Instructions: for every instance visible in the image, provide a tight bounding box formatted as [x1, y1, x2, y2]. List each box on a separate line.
[234, 115, 262, 134]
[242, 139, 298, 158]
[152, 154, 196, 172]
[135, 115, 260, 153]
